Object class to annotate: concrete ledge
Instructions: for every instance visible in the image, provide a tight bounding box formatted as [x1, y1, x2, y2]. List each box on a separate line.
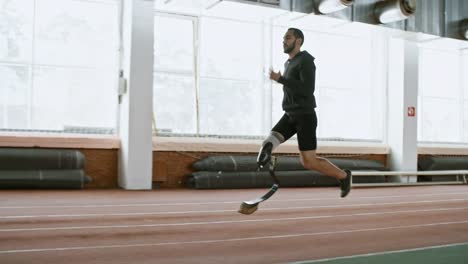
[152, 136, 390, 154]
[418, 143, 468, 155]
[5, 134, 466, 156]
[0, 133, 120, 149]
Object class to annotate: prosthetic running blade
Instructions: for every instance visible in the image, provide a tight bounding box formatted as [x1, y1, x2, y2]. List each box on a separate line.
[238, 156, 279, 215]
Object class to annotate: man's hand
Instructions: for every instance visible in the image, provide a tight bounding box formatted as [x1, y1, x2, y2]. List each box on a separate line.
[269, 69, 281, 82]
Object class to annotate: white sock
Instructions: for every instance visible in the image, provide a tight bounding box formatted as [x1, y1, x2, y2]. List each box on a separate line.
[262, 132, 283, 152]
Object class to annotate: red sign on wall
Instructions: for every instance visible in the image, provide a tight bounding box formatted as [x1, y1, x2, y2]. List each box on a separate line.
[408, 106, 416, 117]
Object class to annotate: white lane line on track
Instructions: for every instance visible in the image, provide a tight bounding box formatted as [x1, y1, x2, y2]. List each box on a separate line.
[1, 198, 468, 219]
[290, 242, 468, 263]
[1, 220, 468, 254]
[1, 206, 467, 232]
[1, 192, 467, 209]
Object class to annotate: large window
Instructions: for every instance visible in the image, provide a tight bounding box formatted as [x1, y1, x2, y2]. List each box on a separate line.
[418, 41, 467, 143]
[153, 14, 265, 137]
[0, 0, 119, 133]
[198, 17, 263, 136]
[153, 14, 197, 134]
[153, 2, 387, 141]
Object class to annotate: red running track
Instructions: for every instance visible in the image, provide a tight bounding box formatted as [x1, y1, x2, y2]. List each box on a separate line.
[1, 185, 468, 264]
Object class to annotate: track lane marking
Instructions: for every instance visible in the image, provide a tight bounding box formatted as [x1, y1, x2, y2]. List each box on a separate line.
[1, 198, 467, 219]
[1, 192, 467, 209]
[1, 220, 467, 254]
[1, 206, 467, 232]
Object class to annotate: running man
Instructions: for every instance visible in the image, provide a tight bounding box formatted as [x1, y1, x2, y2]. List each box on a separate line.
[257, 28, 351, 198]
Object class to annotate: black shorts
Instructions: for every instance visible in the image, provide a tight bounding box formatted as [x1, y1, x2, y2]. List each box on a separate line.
[272, 111, 317, 151]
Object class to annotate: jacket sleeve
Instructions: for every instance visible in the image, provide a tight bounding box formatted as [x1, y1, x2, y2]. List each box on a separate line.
[277, 57, 315, 96]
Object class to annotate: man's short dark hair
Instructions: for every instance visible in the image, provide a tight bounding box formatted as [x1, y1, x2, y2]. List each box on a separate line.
[288, 28, 304, 46]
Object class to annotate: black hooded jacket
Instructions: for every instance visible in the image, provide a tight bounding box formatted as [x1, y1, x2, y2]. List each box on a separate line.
[278, 50, 317, 114]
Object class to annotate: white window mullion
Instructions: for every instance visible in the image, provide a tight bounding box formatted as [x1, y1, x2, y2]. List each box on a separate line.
[459, 50, 465, 142]
[193, 16, 200, 135]
[27, 0, 38, 129]
[267, 21, 274, 131]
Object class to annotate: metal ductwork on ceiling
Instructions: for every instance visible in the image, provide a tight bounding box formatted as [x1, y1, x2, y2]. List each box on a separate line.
[316, 0, 354, 14]
[236, 0, 468, 41]
[374, 0, 416, 24]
